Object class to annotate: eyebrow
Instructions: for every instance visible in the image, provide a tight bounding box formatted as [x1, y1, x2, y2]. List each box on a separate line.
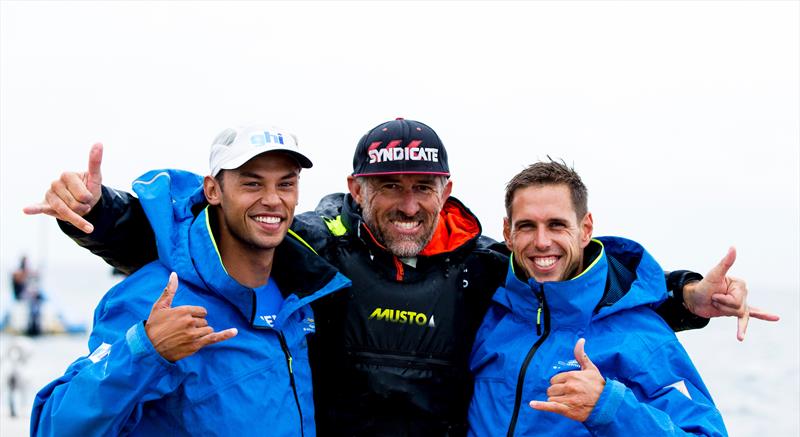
[238, 170, 299, 180]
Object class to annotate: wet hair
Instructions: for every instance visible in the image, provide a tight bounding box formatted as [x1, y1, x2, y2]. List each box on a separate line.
[504, 158, 588, 220]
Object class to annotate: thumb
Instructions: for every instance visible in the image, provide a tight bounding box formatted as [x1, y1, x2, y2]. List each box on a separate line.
[85, 143, 104, 194]
[707, 246, 736, 281]
[154, 272, 178, 310]
[574, 338, 597, 371]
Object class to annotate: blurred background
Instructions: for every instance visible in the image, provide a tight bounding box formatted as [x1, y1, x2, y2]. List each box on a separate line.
[1, 1, 797, 435]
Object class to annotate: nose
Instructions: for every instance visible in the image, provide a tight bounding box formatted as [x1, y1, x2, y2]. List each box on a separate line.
[533, 227, 551, 251]
[395, 189, 421, 217]
[259, 187, 281, 207]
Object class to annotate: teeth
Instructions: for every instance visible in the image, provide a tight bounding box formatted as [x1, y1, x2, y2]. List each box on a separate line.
[394, 221, 418, 229]
[254, 216, 280, 224]
[534, 256, 557, 268]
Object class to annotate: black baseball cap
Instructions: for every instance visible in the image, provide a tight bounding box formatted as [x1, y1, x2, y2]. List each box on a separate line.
[352, 118, 450, 177]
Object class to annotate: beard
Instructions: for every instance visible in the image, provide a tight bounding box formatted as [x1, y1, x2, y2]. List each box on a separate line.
[361, 205, 440, 258]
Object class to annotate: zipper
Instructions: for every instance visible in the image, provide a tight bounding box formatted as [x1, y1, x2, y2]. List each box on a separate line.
[278, 332, 304, 437]
[506, 283, 549, 437]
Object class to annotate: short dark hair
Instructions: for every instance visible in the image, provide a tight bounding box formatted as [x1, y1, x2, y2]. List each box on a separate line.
[214, 170, 227, 190]
[504, 159, 588, 220]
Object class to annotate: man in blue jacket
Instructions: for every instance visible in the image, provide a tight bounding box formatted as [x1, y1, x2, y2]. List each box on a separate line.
[468, 160, 726, 436]
[30, 123, 351, 436]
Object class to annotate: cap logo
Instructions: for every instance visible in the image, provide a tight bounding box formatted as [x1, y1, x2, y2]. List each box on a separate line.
[250, 131, 284, 146]
[367, 140, 439, 164]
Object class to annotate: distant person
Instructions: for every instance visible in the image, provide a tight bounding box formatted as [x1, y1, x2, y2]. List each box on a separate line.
[24, 118, 777, 436]
[30, 124, 350, 436]
[24, 280, 43, 337]
[11, 256, 31, 301]
[468, 161, 727, 436]
[5, 336, 33, 418]
[11, 256, 43, 336]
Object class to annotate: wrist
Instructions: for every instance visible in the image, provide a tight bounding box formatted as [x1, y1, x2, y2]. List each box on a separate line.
[666, 270, 704, 307]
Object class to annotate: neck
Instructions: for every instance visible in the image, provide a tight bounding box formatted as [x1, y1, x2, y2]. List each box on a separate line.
[219, 242, 274, 289]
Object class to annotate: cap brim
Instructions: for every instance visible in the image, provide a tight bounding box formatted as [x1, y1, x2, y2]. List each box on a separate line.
[352, 170, 449, 177]
[220, 148, 313, 173]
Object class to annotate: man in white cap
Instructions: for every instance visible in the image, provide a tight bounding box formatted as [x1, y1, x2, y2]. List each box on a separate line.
[30, 124, 350, 436]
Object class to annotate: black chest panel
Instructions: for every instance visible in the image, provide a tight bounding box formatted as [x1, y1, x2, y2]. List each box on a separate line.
[310, 238, 501, 437]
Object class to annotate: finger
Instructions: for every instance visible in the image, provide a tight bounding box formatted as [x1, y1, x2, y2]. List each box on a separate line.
[529, 400, 569, 415]
[86, 142, 103, 192]
[51, 178, 92, 215]
[23, 202, 55, 216]
[177, 305, 209, 318]
[710, 294, 744, 313]
[574, 338, 597, 371]
[707, 246, 736, 280]
[737, 309, 750, 342]
[154, 272, 178, 309]
[63, 171, 95, 205]
[197, 327, 238, 348]
[45, 190, 94, 233]
[194, 317, 209, 328]
[749, 306, 780, 322]
[546, 384, 568, 398]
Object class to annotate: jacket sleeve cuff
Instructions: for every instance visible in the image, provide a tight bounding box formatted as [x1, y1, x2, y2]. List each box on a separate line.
[126, 322, 176, 368]
[585, 378, 626, 427]
[656, 270, 710, 332]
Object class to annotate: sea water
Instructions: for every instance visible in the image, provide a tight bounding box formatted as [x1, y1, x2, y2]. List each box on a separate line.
[1, 268, 797, 436]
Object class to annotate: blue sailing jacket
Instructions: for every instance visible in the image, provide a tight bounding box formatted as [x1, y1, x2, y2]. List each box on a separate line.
[468, 237, 726, 436]
[31, 169, 351, 437]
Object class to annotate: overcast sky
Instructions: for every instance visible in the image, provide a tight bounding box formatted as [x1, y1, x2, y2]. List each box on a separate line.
[1, 1, 798, 308]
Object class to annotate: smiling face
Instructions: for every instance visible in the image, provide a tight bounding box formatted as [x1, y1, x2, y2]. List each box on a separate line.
[205, 151, 300, 258]
[503, 183, 593, 282]
[348, 174, 452, 257]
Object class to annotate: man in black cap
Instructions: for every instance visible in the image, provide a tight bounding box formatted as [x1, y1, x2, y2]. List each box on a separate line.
[25, 118, 775, 436]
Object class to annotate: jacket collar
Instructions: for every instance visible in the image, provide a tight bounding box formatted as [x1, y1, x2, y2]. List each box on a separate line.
[495, 240, 608, 330]
[188, 207, 350, 328]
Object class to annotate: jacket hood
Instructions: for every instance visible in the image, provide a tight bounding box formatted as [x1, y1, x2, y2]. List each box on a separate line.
[495, 237, 667, 329]
[131, 169, 205, 285]
[131, 169, 349, 327]
[338, 193, 482, 257]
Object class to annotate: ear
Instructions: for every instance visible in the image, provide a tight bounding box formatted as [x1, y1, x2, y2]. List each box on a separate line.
[503, 216, 513, 252]
[580, 212, 594, 248]
[204, 176, 222, 206]
[441, 179, 453, 202]
[347, 175, 363, 203]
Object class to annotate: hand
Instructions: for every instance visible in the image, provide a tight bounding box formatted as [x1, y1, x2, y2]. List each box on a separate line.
[529, 338, 605, 422]
[23, 143, 104, 233]
[682, 247, 779, 341]
[145, 272, 237, 362]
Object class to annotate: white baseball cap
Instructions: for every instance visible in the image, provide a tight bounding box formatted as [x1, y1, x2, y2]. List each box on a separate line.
[209, 123, 313, 176]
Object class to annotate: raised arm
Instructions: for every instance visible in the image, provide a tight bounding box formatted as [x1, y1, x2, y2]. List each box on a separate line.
[24, 143, 158, 275]
[662, 247, 779, 340]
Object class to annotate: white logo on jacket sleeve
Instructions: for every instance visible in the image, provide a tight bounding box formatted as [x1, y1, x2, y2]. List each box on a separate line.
[88, 342, 111, 363]
[665, 380, 692, 399]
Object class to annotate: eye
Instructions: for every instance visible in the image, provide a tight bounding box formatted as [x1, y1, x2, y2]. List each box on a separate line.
[279, 181, 296, 188]
[415, 185, 435, 194]
[516, 222, 534, 231]
[549, 222, 566, 229]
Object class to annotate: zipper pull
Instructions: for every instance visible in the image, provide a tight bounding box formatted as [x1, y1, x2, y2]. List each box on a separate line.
[288, 356, 293, 374]
[536, 301, 542, 336]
